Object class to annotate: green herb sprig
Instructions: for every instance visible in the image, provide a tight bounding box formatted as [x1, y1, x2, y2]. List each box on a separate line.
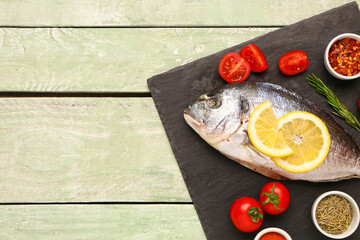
[307, 74, 360, 132]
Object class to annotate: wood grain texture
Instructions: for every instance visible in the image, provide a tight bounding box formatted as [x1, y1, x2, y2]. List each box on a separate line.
[0, 27, 273, 92]
[0, 98, 191, 202]
[0, 205, 206, 239]
[0, 0, 357, 27]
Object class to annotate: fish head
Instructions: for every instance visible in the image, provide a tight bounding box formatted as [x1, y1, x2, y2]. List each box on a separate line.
[184, 85, 250, 144]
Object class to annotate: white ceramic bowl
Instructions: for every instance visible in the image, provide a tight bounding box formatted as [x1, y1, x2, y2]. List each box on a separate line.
[311, 191, 360, 239]
[324, 33, 360, 80]
[254, 227, 292, 240]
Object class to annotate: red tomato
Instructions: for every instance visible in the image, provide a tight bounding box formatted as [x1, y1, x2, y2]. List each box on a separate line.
[218, 52, 251, 83]
[230, 197, 263, 232]
[240, 44, 268, 72]
[260, 182, 290, 215]
[279, 50, 309, 75]
[358, 98, 360, 110]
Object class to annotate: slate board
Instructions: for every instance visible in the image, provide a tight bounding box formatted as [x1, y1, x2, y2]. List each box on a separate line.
[147, 2, 360, 240]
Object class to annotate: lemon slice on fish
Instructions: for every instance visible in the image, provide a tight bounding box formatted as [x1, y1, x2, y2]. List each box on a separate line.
[248, 100, 293, 158]
[271, 111, 331, 173]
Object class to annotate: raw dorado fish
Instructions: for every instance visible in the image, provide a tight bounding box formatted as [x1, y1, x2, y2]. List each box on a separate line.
[184, 82, 360, 182]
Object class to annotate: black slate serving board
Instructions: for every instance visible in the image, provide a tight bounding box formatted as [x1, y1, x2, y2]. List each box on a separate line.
[147, 2, 360, 240]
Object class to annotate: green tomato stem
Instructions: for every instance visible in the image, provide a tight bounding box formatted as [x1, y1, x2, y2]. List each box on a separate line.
[261, 183, 282, 210]
[247, 207, 263, 223]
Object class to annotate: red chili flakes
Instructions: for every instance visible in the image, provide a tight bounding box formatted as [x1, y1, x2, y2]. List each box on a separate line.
[259, 232, 286, 240]
[328, 37, 360, 76]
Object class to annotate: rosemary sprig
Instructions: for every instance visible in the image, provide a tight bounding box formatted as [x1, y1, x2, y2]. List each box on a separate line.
[307, 74, 360, 132]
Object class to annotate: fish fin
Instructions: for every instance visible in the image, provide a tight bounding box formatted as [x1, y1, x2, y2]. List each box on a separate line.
[223, 153, 289, 180]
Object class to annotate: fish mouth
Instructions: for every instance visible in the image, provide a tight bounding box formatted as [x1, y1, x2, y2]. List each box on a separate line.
[184, 108, 201, 128]
[184, 108, 191, 116]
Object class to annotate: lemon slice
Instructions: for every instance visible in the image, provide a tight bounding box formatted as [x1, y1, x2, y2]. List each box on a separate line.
[271, 111, 331, 173]
[248, 101, 293, 158]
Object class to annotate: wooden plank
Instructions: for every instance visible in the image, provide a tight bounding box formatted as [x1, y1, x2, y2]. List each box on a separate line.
[0, 98, 191, 202]
[0, 0, 357, 27]
[0, 28, 274, 92]
[0, 204, 206, 239]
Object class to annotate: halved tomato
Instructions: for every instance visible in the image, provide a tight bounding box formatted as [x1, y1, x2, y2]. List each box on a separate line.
[218, 52, 251, 83]
[240, 44, 268, 72]
[279, 50, 309, 75]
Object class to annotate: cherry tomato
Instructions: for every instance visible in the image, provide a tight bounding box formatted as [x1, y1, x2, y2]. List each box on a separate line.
[259, 182, 290, 215]
[279, 50, 309, 75]
[240, 44, 268, 72]
[230, 197, 263, 232]
[218, 52, 251, 83]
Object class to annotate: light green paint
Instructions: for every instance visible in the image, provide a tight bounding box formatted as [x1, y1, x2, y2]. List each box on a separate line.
[0, 0, 357, 26]
[0, 28, 274, 92]
[0, 1, 354, 237]
[0, 205, 206, 239]
[0, 98, 191, 202]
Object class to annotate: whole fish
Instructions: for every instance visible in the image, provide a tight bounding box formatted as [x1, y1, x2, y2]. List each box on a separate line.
[184, 82, 360, 182]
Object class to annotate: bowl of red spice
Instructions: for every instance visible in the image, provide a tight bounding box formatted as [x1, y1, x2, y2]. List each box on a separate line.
[324, 33, 360, 80]
[254, 227, 292, 240]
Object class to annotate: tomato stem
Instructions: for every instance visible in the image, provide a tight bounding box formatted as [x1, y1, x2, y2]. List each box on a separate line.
[247, 207, 263, 223]
[261, 183, 282, 210]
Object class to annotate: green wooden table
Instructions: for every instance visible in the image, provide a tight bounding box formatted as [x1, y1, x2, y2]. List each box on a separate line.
[0, 1, 357, 238]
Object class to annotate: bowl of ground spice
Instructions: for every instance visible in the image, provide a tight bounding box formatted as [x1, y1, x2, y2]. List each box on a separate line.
[312, 191, 360, 239]
[324, 33, 360, 80]
[254, 227, 292, 240]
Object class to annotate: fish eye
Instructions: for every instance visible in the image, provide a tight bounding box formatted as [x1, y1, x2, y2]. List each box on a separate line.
[206, 98, 221, 109]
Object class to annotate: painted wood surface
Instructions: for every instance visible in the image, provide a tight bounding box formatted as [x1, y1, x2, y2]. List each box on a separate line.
[0, 98, 191, 202]
[1, 1, 357, 239]
[0, 0, 357, 27]
[0, 205, 206, 239]
[0, 28, 274, 92]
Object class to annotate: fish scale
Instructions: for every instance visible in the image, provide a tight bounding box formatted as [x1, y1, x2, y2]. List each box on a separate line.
[184, 82, 360, 182]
